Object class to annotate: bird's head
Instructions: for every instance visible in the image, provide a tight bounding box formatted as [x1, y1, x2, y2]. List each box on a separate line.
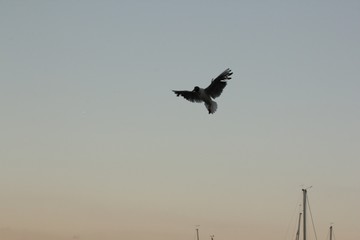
[193, 86, 200, 92]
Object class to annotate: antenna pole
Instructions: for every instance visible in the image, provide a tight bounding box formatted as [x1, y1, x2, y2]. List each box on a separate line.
[302, 189, 307, 240]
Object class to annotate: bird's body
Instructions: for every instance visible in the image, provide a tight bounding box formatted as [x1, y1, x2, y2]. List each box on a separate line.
[198, 88, 217, 114]
[173, 68, 232, 114]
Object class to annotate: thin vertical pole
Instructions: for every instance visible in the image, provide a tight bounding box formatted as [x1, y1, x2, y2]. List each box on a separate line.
[302, 189, 307, 240]
[329, 226, 333, 240]
[196, 227, 200, 240]
[295, 212, 302, 240]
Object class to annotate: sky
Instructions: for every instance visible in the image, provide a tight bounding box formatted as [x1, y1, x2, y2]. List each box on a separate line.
[1, 0, 359, 240]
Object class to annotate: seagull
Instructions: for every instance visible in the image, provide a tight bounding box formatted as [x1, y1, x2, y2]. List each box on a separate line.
[173, 68, 233, 114]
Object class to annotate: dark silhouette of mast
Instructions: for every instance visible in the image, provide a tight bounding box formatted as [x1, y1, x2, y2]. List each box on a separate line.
[329, 225, 333, 240]
[302, 189, 307, 240]
[196, 225, 200, 240]
[295, 212, 302, 240]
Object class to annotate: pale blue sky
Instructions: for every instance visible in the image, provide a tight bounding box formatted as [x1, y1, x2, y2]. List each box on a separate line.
[1, 1, 359, 240]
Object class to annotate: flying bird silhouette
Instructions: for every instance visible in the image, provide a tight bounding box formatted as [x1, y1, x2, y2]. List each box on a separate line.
[173, 68, 233, 114]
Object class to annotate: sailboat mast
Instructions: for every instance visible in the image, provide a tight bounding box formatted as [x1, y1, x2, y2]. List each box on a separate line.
[295, 212, 302, 240]
[329, 226, 333, 240]
[302, 189, 307, 240]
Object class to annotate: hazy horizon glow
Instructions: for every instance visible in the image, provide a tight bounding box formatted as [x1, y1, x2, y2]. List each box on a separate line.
[1, 1, 359, 240]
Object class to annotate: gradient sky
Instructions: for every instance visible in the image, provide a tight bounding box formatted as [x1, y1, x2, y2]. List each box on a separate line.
[1, 1, 359, 240]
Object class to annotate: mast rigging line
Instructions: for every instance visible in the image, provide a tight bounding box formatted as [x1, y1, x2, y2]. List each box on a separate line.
[306, 193, 318, 240]
[325, 228, 329, 240]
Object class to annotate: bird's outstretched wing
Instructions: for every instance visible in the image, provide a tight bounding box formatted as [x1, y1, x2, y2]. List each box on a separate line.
[205, 68, 232, 99]
[173, 90, 203, 103]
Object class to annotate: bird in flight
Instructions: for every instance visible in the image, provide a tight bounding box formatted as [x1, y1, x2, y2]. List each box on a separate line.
[173, 68, 233, 114]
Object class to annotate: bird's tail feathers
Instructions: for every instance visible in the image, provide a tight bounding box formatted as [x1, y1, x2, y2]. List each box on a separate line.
[205, 101, 217, 114]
